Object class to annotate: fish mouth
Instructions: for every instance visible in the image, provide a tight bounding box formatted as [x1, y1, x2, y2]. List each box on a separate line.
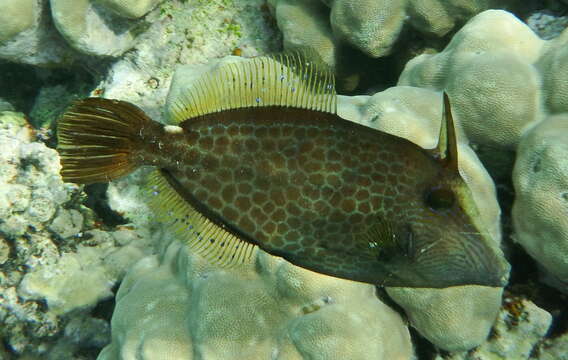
[382, 234, 511, 288]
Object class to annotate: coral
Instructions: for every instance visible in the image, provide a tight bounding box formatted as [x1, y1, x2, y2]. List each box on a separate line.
[433, 296, 552, 360]
[0, 0, 36, 43]
[98, 0, 281, 122]
[98, 0, 163, 19]
[398, 10, 568, 178]
[388, 286, 503, 351]
[266, 0, 521, 90]
[512, 114, 568, 291]
[0, 98, 15, 112]
[98, 240, 414, 360]
[269, 0, 513, 58]
[50, 0, 138, 57]
[0, 0, 74, 66]
[0, 111, 153, 357]
[538, 332, 568, 360]
[267, 0, 337, 68]
[0, 0, 164, 65]
[329, 0, 501, 57]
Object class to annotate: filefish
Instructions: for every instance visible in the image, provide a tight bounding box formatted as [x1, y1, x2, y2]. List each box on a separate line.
[57, 54, 509, 288]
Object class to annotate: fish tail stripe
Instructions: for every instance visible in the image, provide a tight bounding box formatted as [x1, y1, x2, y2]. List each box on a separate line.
[146, 170, 258, 268]
[57, 98, 152, 184]
[170, 53, 337, 124]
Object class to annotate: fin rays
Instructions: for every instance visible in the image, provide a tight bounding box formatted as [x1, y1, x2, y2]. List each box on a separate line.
[171, 53, 337, 123]
[57, 98, 153, 184]
[147, 170, 258, 268]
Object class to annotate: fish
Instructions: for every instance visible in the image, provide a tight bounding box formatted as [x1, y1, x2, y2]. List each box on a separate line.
[56, 54, 510, 288]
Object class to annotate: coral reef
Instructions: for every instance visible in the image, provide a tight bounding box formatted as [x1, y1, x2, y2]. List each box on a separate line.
[434, 295, 553, 360]
[327, 0, 509, 57]
[268, 0, 518, 59]
[398, 10, 568, 179]
[0, 0, 164, 66]
[512, 114, 568, 291]
[98, 240, 414, 360]
[266, 0, 521, 90]
[0, 111, 153, 357]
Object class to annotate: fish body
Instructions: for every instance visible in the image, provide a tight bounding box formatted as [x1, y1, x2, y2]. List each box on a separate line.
[57, 55, 510, 288]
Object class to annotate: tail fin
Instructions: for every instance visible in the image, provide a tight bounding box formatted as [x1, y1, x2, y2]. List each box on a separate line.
[57, 98, 151, 184]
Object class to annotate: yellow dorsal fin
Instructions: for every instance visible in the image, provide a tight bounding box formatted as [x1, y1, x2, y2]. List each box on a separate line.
[146, 169, 258, 268]
[170, 53, 337, 123]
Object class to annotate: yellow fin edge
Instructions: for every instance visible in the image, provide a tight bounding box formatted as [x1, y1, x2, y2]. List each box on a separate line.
[146, 170, 258, 268]
[170, 53, 337, 123]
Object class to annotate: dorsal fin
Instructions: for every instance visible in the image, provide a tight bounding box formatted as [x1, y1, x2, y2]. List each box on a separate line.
[435, 92, 459, 172]
[170, 53, 337, 123]
[146, 169, 258, 268]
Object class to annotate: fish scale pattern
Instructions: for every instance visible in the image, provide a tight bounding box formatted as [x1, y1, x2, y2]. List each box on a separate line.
[141, 106, 436, 280]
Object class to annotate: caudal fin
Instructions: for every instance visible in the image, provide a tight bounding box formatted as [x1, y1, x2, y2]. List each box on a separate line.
[57, 98, 151, 184]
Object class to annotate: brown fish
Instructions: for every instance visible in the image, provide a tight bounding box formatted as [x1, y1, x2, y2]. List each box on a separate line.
[57, 54, 509, 288]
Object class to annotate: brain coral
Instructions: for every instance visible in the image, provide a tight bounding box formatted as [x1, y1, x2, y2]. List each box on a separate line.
[98, 240, 414, 360]
[398, 10, 568, 178]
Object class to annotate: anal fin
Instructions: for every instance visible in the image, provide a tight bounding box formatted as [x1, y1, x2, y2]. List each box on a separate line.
[146, 170, 258, 267]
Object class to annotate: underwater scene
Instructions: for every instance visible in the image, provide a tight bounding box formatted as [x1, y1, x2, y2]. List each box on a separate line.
[1, 0, 568, 359]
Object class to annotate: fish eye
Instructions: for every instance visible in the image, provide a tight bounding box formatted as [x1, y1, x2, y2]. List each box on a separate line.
[424, 187, 455, 211]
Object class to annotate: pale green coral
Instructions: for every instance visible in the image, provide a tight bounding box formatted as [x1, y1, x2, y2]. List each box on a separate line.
[98, 240, 414, 360]
[512, 114, 568, 290]
[0, 0, 36, 43]
[0, 0, 165, 65]
[434, 298, 552, 360]
[399, 10, 568, 178]
[98, 0, 162, 19]
[270, 0, 514, 59]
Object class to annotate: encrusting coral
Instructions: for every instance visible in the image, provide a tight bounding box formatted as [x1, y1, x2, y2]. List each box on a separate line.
[433, 296, 553, 360]
[327, 0, 513, 57]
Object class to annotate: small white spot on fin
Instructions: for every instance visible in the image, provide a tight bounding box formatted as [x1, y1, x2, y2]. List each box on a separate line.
[164, 125, 183, 134]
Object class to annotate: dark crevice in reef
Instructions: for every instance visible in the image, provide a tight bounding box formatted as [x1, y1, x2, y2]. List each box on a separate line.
[0, 61, 94, 117]
[91, 283, 119, 322]
[84, 184, 128, 228]
[496, 177, 568, 341]
[0, 61, 42, 113]
[409, 327, 439, 360]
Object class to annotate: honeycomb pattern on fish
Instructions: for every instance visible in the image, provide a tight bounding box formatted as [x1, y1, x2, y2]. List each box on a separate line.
[139, 107, 435, 276]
